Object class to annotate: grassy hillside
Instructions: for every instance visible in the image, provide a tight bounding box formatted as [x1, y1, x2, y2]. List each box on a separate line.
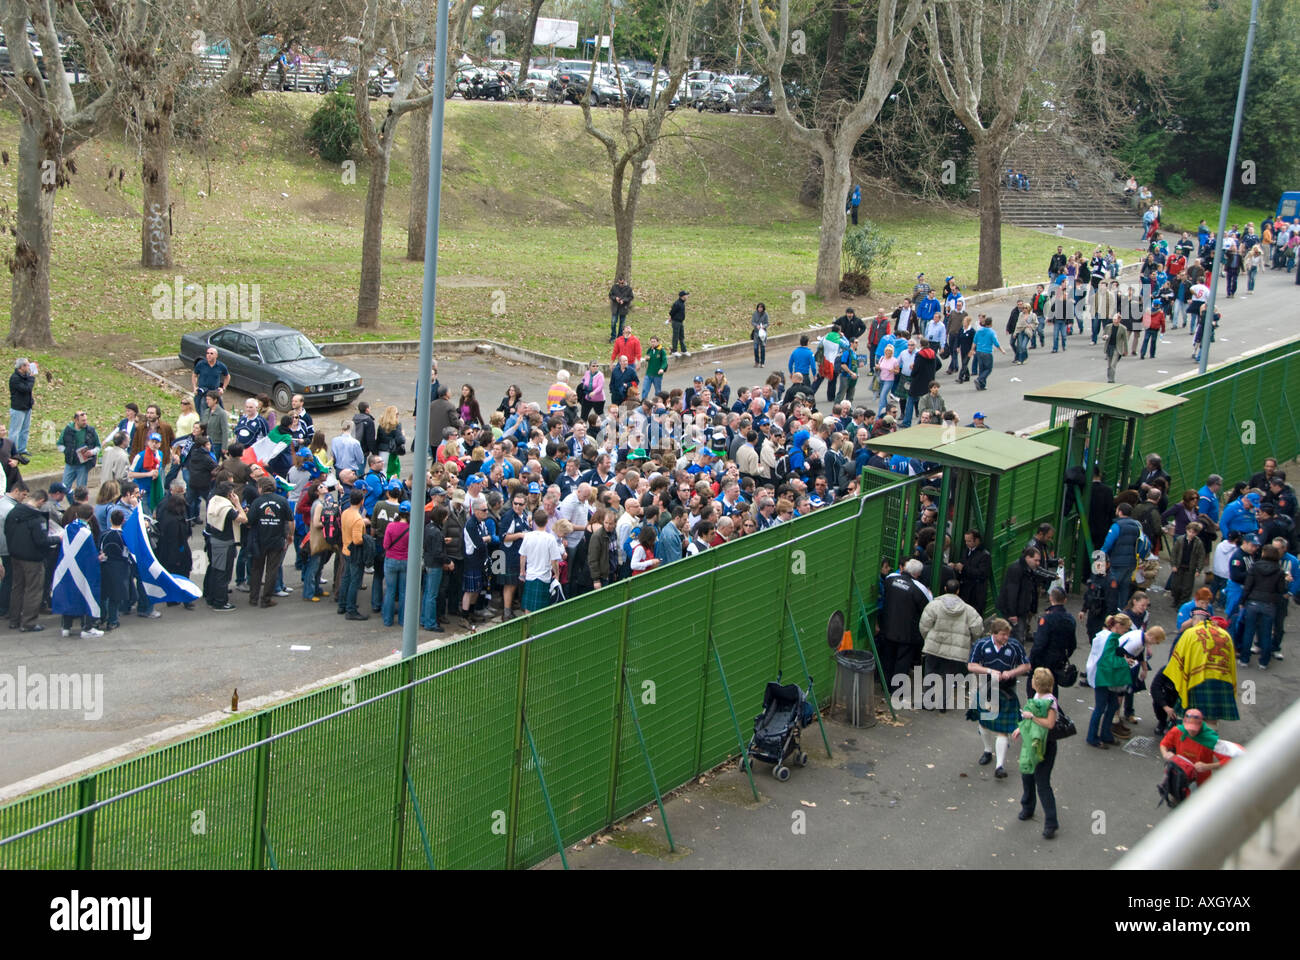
[0, 92, 1140, 474]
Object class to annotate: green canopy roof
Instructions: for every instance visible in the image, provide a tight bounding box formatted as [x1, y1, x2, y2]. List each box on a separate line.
[867, 425, 1060, 475]
[1021, 381, 1188, 418]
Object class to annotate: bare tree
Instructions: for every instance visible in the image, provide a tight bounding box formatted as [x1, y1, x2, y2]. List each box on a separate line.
[408, 0, 473, 261]
[580, 0, 693, 284]
[922, 0, 1070, 290]
[515, 0, 545, 92]
[354, 0, 435, 326]
[748, 0, 928, 299]
[0, 0, 118, 347]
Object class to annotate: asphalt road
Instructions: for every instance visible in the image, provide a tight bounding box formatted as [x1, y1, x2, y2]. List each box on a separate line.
[1, 265, 1295, 818]
[198, 262, 1296, 443]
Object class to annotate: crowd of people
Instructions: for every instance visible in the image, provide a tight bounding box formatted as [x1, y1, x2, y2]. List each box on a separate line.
[872, 452, 1293, 833]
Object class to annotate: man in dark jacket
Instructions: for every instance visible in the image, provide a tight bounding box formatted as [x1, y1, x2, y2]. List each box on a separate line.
[879, 558, 932, 699]
[669, 290, 688, 356]
[428, 386, 463, 452]
[1028, 586, 1076, 696]
[352, 402, 377, 458]
[1088, 467, 1116, 550]
[8, 358, 35, 457]
[833, 308, 866, 342]
[4, 482, 49, 631]
[902, 346, 939, 427]
[955, 529, 992, 612]
[996, 547, 1043, 644]
[608, 277, 633, 342]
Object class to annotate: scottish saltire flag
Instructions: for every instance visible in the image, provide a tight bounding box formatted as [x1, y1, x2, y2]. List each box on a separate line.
[51, 520, 102, 618]
[122, 507, 202, 603]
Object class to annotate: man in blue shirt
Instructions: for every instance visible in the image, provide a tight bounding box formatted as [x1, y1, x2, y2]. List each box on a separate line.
[834, 339, 860, 402]
[971, 316, 1006, 391]
[1197, 474, 1223, 524]
[1220, 493, 1259, 537]
[192, 346, 230, 408]
[788, 335, 816, 381]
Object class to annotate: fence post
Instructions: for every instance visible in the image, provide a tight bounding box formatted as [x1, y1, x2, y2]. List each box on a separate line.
[505, 624, 530, 870]
[74, 775, 96, 870]
[249, 711, 272, 871]
[389, 657, 415, 870]
[605, 582, 634, 827]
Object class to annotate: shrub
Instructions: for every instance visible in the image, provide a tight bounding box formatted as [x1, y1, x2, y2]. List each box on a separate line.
[307, 91, 360, 163]
[840, 271, 872, 296]
[842, 221, 895, 282]
[1162, 172, 1194, 198]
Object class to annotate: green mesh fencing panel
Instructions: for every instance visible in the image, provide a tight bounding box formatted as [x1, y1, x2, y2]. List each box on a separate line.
[785, 500, 859, 704]
[698, 528, 789, 771]
[0, 781, 80, 869]
[87, 715, 260, 869]
[263, 663, 406, 869]
[403, 625, 525, 870]
[852, 491, 892, 612]
[512, 589, 624, 869]
[612, 566, 713, 821]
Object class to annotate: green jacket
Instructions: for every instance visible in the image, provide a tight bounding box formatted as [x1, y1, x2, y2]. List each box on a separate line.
[1018, 696, 1052, 773]
[1094, 632, 1133, 688]
[645, 347, 668, 378]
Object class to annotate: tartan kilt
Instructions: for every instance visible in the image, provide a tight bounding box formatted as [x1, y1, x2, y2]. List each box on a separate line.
[1188, 679, 1239, 723]
[522, 578, 552, 612]
[496, 555, 521, 585]
[461, 562, 485, 594]
[978, 686, 1021, 734]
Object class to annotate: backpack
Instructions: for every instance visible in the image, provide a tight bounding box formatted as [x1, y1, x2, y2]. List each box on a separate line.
[1156, 756, 1193, 809]
[321, 499, 342, 547]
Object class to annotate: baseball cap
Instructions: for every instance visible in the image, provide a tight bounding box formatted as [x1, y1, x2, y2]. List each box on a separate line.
[916, 272, 924, 279]
[679, 290, 689, 296]
[972, 412, 985, 420]
[528, 482, 542, 494]
[399, 500, 411, 513]
[630, 448, 647, 460]
[1242, 533, 1260, 545]
[715, 367, 724, 374]
[1210, 616, 1230, 629]
[48, 482, 67, 495]
[468, 474, 486, 486]
[387, 479, 404, 492]
[429, 486, 447, 496]
[694, 375, 704, 383]
[149, 432, 162, 442]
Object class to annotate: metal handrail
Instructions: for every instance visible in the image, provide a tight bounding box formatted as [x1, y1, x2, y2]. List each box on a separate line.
[1115, 697, 1300, 870]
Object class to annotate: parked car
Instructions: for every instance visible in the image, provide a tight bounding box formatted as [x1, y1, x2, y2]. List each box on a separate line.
[179, 323, 364, 412]
[694, 79, 736, 112]
[521, 68, 553, 100]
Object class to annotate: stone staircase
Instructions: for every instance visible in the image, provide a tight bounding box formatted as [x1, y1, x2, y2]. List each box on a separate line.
[969, 127, 1143, 231]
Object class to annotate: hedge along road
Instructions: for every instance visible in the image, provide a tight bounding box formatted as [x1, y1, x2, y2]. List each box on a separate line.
[1, 267, 1294, 798]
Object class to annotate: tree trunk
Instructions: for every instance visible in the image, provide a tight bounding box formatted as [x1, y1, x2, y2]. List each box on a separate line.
[516, 0, 545, 92]
[357, 148, 393, 327]
[7, 119, 57, 348]
[975, 141, 1004, 291]
[815, 150, 851, 299]
[406, 102, 431, 261]
[611, 157, 644, 283]
[140, 110, 174, 269]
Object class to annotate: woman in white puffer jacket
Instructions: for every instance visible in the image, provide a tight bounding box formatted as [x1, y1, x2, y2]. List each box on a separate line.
[920, 579, 987, 710]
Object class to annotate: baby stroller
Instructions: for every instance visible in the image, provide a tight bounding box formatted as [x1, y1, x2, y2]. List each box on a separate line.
[747, 673, 812, 781]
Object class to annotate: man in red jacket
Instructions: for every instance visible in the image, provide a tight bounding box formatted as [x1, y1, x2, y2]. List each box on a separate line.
[611, 327, 642, 367]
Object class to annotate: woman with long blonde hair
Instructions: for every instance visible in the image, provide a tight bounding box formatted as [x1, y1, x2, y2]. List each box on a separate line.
[375, 405, 406, 478]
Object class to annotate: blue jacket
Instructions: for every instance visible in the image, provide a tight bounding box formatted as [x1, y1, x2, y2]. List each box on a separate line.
[361, 470, 387, 515]
[916, 295, 941, 322]
[1101, 517, 1144, 567]
[657, 521, 683, 564]
[1220, 498, 1257, 536]
[1197, 484, 1221, 522]
[788, 346, 815, 379]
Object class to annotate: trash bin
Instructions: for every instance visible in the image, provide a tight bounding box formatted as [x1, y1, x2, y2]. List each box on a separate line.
[831, 649, 876, 728]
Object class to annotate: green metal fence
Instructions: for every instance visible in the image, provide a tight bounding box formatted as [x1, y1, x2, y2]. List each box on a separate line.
[4, 340, 1298, 869]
